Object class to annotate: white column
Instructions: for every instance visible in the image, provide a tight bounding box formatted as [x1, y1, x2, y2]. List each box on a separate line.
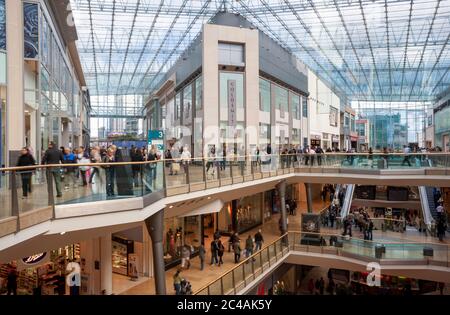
[5, 0, 25, 165]
[142, 222, 153, 278]
[100, 234, 112, 295]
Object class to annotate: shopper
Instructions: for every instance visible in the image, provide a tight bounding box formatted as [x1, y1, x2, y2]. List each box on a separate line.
[63, 147, 78, 190]
[401, 145, 412, 166]
[130, 145, 143, 187]
[16, 147, 36, 198]
[198, 243, 205, 270]
[254, 229, 264, 251]
[327, 278, 335, 295]
[173, 270, 182, 295]
[102, 148, 116, 197]
[214, 229, 221, 240]
[89, 147, 103, 185]
[42, 141, 64, 198]
[245, 235, 254, 259]
[210, 239, 219, 265]
[308, 278, 314, 295]
[6, 266, 17, 295]
[181, 245, 191, 269]
[77, 147, 90, 186]
[228, 232, 235, 252]
[233, 240, 242, 263]
[180, 145, 191, 175]
[319, 277, 325, 295]
[217, 240, 225, 266]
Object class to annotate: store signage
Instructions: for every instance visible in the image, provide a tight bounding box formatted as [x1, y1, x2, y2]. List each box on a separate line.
[228, 80, 237, 130]
[147, 130, 164, 157]
[22, 252, 47, 265]
[66, 261, 81, 287]
[332, 135, 339, 142]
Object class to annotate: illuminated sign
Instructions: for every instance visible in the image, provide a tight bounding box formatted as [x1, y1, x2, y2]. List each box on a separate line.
[22, 252, 47, 265]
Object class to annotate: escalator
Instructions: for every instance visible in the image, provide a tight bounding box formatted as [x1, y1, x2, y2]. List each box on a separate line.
[340, 184, 355, 219]
[418, 186, 435, 229]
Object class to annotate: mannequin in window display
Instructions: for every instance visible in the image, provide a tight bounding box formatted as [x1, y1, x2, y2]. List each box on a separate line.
[166, 228, 174, 254]
[169, 233, 176, 257]
[175, 227, 183, 256]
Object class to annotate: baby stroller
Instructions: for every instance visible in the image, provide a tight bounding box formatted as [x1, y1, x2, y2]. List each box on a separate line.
[180, 279, 192, 295]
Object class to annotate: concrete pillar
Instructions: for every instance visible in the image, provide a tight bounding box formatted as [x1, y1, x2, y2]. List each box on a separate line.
[142, 222, 153, 278]
[276, 180, 287, 234]
[5, 0, 25, 165]
[305, 183, 313, 213]
[145, 209, 166, 295]
[100, 234, 112, 295]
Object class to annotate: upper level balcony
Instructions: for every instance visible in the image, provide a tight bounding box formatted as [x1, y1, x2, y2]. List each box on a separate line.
[0, 152, 449, 259]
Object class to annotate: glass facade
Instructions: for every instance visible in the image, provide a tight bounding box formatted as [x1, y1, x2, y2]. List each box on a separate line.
[183, 83, 192, 122]
[355, 101, 427, 150]
[435, 104, 450, 149]
[195, 76, 202, 110]
[259, 78, 270, 112]
[23, 2, 39, 59]
[290, 92, 300, 120]
[274, 84, 288, 113]
[302, 97, 308, 118]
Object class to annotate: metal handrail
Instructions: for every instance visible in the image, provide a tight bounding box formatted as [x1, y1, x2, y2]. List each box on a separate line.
[194, 233, 289, 294]
[1, 152, 449, 172]
[194, 230, 449, 295]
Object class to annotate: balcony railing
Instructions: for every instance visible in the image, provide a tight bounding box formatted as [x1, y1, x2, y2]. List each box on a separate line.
[194, 231, 450, 295]
[0, 153, 449, 236]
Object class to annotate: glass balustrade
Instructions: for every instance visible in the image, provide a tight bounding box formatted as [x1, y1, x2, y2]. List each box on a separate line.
[194, 231, 449, 295]
[0, 153, 448, 235]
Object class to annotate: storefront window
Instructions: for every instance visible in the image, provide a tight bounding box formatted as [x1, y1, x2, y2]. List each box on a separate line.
[236, 194, 262, 233]
[290, 92, 300, 120]
[302, 96, 308, 118]
[193, 117, 203, 157]
[175, 92, 181, 120]
[195, 76, 202, 110]
[259, 123, 270, 146]
[183, 83, 192, 122]
[274, 84, 288, 113]
[259, 78, 270, 112]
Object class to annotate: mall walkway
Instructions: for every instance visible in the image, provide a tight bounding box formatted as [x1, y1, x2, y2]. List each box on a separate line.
[119, 198, 448, 295]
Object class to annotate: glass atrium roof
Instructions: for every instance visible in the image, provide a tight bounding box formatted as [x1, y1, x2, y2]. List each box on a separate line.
[71, 0, 450, 105]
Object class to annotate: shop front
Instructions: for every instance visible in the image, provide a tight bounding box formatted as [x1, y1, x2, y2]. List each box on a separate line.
[217, 192, 263, 235]
[0, 244, 81, 295]
[332, 135, 340, 150]
[310, 134, 321, 147]
[163, 215, 202, 270]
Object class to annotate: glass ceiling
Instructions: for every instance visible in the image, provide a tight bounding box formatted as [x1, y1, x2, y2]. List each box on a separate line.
[71, 0, 450, 114]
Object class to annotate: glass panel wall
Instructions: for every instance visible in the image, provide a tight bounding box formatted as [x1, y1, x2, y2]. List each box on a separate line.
[259, 78, 270, 112]
[302, 96, 308, 118]
[274, 84, 288, 113]
[290, 92, 300, 120]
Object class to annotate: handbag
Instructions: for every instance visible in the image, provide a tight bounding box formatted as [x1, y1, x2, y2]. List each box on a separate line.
[172, 162, 180, 172]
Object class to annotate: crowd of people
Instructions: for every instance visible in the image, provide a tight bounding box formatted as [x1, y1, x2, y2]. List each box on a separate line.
[15, 142, 163, 199]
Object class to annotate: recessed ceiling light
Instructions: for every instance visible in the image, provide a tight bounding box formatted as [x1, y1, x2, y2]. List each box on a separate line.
[208, 197, 211, 200]
[60, 232, 66, 235]
[169, 205, 174, 209]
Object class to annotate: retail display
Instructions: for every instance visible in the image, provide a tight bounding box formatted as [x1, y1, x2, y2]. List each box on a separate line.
[112, 236, 134, 276]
